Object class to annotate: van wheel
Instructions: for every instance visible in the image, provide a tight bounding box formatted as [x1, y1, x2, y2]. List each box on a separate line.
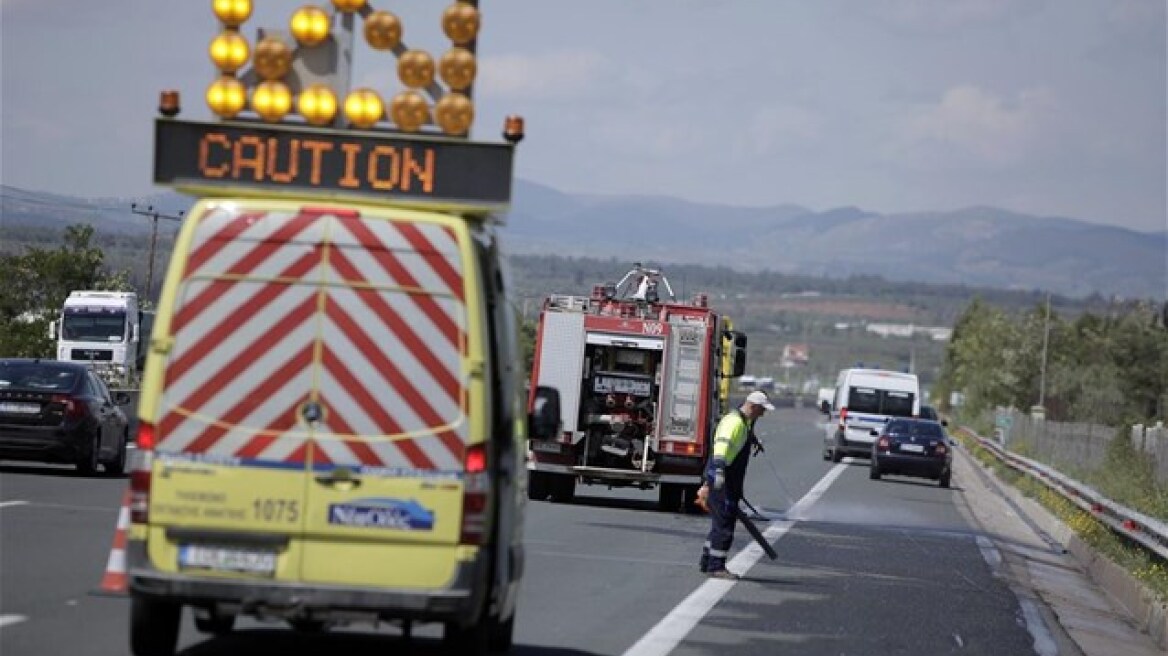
[939, 471, 951, 488]
[130, 596, 181, 656]
[657, 483, 684, 512]
[194, 613, 235, 635]
[445, 620, 488, 655]
[869, 464, 881, 480]
[527, 471, 549, 501]
[105, 433, 128, 476]
[830, 447, 843, 464]
[77, 433, 101, 476]
[488, 613, 515, 652]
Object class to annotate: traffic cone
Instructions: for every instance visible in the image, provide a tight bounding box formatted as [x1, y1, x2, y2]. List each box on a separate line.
[97, 488, 131, 595]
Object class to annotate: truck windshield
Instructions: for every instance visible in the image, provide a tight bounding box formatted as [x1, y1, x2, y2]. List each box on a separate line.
[62, 312, 127, 342]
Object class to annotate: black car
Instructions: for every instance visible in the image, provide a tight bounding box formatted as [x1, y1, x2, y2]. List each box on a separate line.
[0, 359, 131, 474]
[868, 417, 952, 487]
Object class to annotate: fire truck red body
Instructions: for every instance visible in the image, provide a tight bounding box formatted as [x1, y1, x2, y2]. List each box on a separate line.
[525, 265, 746, 511]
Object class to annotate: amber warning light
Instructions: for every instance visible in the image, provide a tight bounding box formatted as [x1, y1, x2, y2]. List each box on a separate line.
[153, 119, 513, 208]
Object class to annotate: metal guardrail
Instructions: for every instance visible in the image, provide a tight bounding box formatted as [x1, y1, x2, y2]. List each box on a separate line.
[961, 427, 1168, 562]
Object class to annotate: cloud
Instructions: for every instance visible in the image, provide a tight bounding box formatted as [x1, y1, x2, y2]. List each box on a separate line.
[734, 105, 824, 156]
[900, 85, 1057, 164]
[863, 0, 1043, 33]
[478, 49, 613, 101]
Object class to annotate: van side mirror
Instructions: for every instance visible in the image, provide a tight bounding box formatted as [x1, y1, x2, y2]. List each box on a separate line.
[131, 323, 140, 342]
[528, 386, 561, 440]
[819, 400, 831, 414]
[941, 419, 949, 428]
[48, 320, 58, 340]
[731, 332, 747, 377]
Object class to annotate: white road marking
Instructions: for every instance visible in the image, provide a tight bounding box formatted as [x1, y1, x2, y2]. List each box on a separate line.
[622, 463, 849, 656]
[1018, 598, 1059, 656]
[975, 535, 1002, 570]
[0, 501, 28, 510]
[0, 614, 28, 629]
[976, 535, 1057, 656]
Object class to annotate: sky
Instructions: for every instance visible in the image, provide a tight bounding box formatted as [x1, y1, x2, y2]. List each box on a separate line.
[1, 0, 1165, 233]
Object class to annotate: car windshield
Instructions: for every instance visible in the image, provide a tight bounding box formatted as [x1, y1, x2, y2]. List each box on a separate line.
[0, 364, 80, 391]
[847, 387, 915, 417]
[920, 406, 938, 420]
[62, 310, 126, 341]
[886, 420, 944, 439]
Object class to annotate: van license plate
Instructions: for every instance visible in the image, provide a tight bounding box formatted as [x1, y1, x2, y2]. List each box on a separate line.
[179, 545, 277, 575]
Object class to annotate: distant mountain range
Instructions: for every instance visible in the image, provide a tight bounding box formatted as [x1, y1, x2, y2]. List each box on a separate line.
[2, 181, 1165, 300]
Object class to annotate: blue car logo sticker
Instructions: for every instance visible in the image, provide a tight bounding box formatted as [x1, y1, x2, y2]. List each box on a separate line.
[328, 497, 435, 530]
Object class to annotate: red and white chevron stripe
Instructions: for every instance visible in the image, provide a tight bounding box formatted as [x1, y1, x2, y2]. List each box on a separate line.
[156, 205, 469, 470]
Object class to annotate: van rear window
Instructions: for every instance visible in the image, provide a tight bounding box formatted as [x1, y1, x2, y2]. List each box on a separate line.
[848, 387, 915, 417]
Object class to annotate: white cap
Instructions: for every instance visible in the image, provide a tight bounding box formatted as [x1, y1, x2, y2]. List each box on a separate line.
[745, 391, 775, 410]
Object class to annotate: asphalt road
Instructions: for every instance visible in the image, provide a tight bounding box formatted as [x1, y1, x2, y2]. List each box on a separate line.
[1, 407, 1053, 655]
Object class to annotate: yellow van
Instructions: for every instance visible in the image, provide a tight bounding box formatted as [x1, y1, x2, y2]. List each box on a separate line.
[126, 111, 559, 655]
[127, 192, 559, 654]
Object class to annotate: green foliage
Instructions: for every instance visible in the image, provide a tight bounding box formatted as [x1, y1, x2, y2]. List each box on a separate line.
[939, 298, 1168, 424]
[0, 225, 132, 358]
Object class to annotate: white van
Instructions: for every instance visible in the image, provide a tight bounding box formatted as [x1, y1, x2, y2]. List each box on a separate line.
[823, 368, 920, 462]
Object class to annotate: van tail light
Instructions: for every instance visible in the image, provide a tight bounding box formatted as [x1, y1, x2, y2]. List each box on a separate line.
[460, 443, 489, 545]
[50, 394, 88, 420]
[839, 407, 848, 428]
[130, 422, 155, 524]
[876, 436, 890, 452]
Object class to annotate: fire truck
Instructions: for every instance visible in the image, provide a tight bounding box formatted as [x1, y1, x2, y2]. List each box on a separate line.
[526, 264, 747, 511]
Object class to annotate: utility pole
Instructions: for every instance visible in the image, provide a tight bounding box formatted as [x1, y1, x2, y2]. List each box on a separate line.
[1038, 292, 1052, 410]
[130, 203, 184, 303]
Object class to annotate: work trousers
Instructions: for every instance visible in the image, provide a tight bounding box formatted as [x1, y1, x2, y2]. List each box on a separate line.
[700, 484, 738, 572]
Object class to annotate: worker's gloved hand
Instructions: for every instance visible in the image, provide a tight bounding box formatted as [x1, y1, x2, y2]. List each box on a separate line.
[712, 467, 725, 491]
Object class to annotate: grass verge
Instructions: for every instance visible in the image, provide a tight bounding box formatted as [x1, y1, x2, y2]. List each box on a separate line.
[955, 428, 1168, 604]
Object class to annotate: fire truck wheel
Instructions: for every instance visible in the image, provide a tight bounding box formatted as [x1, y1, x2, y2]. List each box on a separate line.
[527, 471, 550, 501]
[549, 475, 575, 503]
[683, 484, 705, 514]
[658, 483, 684, 512]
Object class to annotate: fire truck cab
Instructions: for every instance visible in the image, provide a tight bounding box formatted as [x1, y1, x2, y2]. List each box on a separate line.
[526, 264, 747, 511]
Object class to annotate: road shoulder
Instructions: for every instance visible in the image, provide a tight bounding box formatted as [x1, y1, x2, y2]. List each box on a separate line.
[952, 443, 1165, 656]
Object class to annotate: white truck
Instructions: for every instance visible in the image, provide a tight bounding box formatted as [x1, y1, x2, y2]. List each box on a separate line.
[49, 291, 145, 385]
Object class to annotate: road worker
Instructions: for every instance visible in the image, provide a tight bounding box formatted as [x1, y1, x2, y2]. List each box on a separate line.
[698, 390, 774, 579]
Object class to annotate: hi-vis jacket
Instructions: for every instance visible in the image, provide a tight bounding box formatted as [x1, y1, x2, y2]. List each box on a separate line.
[708, 409, 752, 500]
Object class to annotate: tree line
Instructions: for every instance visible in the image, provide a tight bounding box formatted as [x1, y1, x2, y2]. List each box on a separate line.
[933, 298, 1168, 425]
[0, 225, 131, 357]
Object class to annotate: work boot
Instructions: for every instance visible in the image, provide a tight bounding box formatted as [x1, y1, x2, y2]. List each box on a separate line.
[706, 568, 739, 580]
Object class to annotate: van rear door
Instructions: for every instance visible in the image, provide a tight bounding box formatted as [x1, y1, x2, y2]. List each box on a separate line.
[150, 203, 330, 579]
[298, 209, 473, 590]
